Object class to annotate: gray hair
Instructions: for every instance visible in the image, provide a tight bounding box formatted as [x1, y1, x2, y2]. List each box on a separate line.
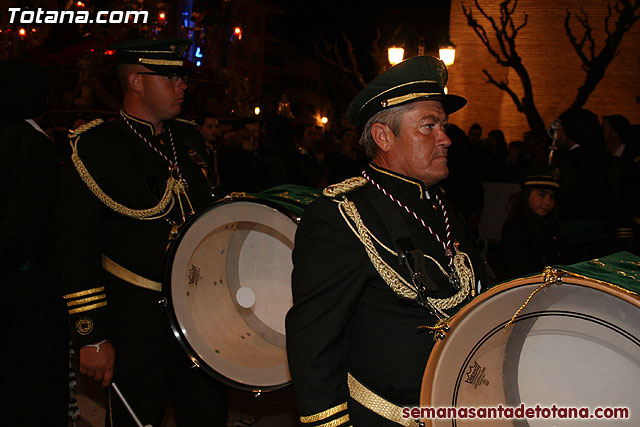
[358, 103, 414, 159]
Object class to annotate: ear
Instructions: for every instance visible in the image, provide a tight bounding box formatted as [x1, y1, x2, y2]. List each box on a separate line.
[128, 72, 143, 94]
[370, 122, 394, 152]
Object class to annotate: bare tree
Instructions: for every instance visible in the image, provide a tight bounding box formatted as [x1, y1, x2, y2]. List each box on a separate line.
[315, 27, 403, 94]
[463, 0, 545, 136]
[565, 0, 640, 110]
[315, 30, 372, 95]
[462, 0, 640, 136]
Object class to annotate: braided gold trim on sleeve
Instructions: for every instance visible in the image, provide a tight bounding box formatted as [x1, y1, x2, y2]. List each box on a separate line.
[64, 286, 105, 300]
[317, 414, 350, 427]
[70, 136, 180, 220]
[68, 301, 107, 315]
[300, 402, 348, 423]
[66, 294, 106, 307]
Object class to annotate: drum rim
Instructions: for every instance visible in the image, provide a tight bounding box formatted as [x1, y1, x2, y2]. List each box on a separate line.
[419, 271, 640, 419]
[163, 197, 299, 392]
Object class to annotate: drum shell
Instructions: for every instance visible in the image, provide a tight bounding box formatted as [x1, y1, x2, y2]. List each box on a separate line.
[164, 197, 299, 392]
[420, 273, 640, 426]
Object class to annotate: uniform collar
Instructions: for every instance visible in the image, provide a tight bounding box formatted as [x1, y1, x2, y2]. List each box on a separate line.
[367, 163, 434, 200]
[120, 109, 159, 136]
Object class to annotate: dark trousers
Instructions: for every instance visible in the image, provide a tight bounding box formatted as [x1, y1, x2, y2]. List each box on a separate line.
[1, 270, 69, 427]
[107, 335, 228, 426]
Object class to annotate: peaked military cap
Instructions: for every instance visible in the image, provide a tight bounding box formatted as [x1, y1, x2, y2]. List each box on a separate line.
[110, 38, 192, 75]
[346, 56, 466, 129]
[520, 167, 560, 189]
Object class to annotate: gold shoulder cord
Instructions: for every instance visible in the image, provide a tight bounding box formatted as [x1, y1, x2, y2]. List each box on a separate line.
[69, 119, 183, 221]
[323, 178, 473, 315]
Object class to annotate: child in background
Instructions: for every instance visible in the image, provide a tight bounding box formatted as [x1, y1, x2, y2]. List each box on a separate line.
[498, 167, 566, 281]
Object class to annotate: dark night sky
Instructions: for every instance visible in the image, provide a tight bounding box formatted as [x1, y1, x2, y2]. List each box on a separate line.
[270, 0, 451, 62]
[264, 1, 452, 114]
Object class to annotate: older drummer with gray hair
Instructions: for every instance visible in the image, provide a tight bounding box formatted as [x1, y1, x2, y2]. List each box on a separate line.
[286, 56, 487, 426]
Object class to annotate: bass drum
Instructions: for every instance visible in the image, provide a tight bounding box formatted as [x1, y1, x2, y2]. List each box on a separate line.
[164, 196, 301, 392]
[420, 266, 640, 426]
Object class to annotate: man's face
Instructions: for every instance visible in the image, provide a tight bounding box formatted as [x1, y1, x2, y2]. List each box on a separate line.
[378, 100, 452, 187]
[140, 71, 187, 122]
[200, 117, 220, 143]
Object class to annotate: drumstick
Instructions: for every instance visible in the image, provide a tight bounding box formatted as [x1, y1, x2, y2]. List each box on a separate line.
[111, 382, 153, 427]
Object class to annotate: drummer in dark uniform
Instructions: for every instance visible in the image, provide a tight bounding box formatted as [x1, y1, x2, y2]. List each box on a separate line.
[56, 38, 227, 426]
[286, 56, 487, 426]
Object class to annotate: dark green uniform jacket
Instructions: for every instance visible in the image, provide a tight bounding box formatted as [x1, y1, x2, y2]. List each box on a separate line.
[286, 164, 487, 427]
[57, 112, 213, 346]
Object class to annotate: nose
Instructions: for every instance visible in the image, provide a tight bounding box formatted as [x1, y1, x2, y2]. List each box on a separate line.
[176, 77, 187, 90]
[436, 127, 452, 147]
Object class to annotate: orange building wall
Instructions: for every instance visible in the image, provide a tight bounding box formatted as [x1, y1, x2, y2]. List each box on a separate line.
[448, 0, 640, 143]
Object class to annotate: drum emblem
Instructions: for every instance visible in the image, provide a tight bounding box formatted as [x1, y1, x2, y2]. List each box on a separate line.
[187, 264, 201, 286]
[464, 361, 489, 389]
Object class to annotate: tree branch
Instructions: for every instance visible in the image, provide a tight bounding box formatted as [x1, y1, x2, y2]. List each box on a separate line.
[462, 2, 507, 65]
[463, 0, 545, 135]
[315, 32, 368, 92]
[483, 69, 524, 111]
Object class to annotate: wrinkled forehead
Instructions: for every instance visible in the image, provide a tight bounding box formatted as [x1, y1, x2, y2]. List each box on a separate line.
[404, 99, 448, 119]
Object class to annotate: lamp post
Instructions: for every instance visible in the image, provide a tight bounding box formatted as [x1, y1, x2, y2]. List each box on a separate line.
[439, 37, 456, 66]
[387, 46, 405, 66]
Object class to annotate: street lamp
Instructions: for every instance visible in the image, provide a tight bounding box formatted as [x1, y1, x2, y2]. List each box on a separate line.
[439, 38, 456, 66]
[387, 46, 405, 66]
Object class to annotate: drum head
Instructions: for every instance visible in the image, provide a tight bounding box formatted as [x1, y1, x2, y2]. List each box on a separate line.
[420, 275, 640, 426]
[165, 199, 297, 391]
